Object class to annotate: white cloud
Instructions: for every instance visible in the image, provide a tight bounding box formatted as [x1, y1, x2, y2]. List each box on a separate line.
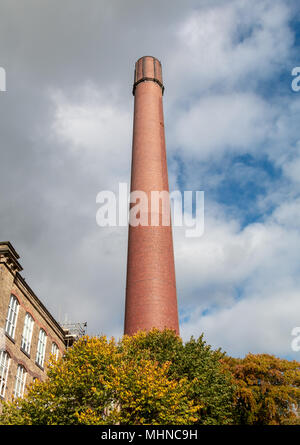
[182, 289, 300, 358]
[171, 93, 272, 159]
[177, 196, 300, 358]
[50, 85, 132, 187]
[165, 0, 293, 99]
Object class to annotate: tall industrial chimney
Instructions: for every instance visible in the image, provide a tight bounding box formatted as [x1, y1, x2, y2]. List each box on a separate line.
[124, 56, 179, 335]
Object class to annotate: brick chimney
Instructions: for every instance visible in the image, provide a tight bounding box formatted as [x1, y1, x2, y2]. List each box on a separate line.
[124, 56, 179, 335]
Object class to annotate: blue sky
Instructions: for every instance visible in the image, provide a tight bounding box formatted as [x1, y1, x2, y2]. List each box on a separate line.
[0, 0, 300, 359]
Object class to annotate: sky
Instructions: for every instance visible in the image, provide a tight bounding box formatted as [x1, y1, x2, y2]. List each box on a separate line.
[0, 0, 300, 359]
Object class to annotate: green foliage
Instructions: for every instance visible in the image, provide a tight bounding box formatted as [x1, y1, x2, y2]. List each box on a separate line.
[0, 333, 199, 425]
[2, 330, 299, 425]
[223, 353, 300, 424]
[120, 329, 235, 424]
[1, 336, 118, 425]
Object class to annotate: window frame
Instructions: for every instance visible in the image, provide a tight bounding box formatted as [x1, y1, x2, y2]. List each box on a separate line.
[35, 328, 47, 368]
[0, 350, 11, 398]
[51, 342, 59, 361]
[21, 312, 34, 355]
[14, 364, 27, 399]
[5, 294, 20, 339]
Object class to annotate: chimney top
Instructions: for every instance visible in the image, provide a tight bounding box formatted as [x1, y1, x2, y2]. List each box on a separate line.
[133, 56, 164, 95]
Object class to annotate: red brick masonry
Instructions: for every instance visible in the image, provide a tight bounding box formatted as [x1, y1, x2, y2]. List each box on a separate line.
[124, 56, 179, 335]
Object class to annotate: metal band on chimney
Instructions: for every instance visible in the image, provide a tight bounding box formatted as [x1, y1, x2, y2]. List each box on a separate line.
[132, 77, 164, 95]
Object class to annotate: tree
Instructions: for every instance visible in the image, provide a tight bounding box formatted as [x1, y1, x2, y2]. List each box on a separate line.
[0, 333, 199, 425]
[223, 353, 300, 425]
[119, 329, 236, 424]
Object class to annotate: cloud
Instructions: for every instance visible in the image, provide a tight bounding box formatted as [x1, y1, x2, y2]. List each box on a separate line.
[164, 0, 293, 100]
[171, 93, 272, 160]
[50, 84, 132, 185]
[182, 289, 300, 358]
[177, 197, 300, 358]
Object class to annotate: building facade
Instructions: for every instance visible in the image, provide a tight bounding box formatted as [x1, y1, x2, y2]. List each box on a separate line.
[0, 241, 66, 404]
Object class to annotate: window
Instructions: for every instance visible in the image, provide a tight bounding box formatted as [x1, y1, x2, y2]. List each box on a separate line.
[21, 313, 34, 355]
[36, 329, 47, 368]
[0, 351, 10, 398]
[51, 342, 59, 361]
[14, 365, 27, 399]
[5, 295, 19, 339]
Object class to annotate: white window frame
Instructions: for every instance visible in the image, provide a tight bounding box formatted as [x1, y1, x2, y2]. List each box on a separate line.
[36, 328, 47, 368]
[14, 364, 27, 399]
[5, 295, 20, 339]
[21, 313, 34, 355]
[51, 342, 59, 361]
[0, 351, 11, 398]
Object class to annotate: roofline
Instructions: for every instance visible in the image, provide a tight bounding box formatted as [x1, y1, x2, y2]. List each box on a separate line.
[0, 241, 20, 259]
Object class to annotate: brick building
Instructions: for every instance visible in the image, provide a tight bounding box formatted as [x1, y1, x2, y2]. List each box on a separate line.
[0, 241, 66, 403]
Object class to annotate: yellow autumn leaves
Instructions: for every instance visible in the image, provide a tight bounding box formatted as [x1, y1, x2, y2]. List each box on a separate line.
[0, 331, 201, 425]
[2, 329, 297, 425]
